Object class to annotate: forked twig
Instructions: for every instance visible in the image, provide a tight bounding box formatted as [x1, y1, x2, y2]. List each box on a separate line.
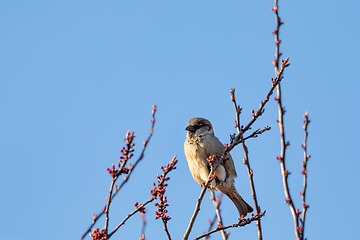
[184, 61, 289, 240]
[80, 105, 157, 240]
[272, 1, 302, 239]
[299, 112, 310, 239]
[107, 198, 153, 238]
[107, 156, 178, 239]
[241, 141, 262, 240]
[183, 156, 227, 240]
[210, 192, 227, 240]
[230, 88, 263, 240]
[204, 213, 217, 240]
[193, 211, 266, 240]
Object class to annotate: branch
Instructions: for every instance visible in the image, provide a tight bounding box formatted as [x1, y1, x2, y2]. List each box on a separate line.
[153, 156, 178, 240]
[210, 192, 228, 240]
[182, 178, 211, 240]
[183, 156, 225, 240]
[231, 88, 264, 240]
[229, 55, 289, 144]
[139, 212, 146, 240]
[184, 62, 290, 239]
[272, 1, 301, 239]
[204, 212, 217, 240]
[105, 130, 136, 234]
[117, 105, 157, 192]
[80, 105, 157, 240]
[243, 57, 289, 135]
[107, 198, 153, 239]
[299, 111, 310, 239]
[104, 177, 116, 233]
[162, 218, 172, 240]
[193, 211, 266, 240]
[241, 141, 263, 240]
[243, 126, 271, 141]
[107, 155, 178, 239]
[230, 88, 242, 133]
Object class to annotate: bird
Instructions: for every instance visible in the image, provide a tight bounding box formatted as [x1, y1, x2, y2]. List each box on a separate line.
[184, 117, 253, 217]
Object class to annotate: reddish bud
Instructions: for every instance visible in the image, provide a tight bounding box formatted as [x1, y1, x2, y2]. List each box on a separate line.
[271, 5, 278, 12]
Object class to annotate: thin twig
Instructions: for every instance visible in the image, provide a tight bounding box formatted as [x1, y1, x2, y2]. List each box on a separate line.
[183, 155, 227, 240]
[210, 192, 227, 240]
[80, 105, 157, 240]
[243, 58, 289, 135]
[230, 88, 242, 133]
[139, 212, 146, 240]
[116, 105, 157, 193]
[162, 218, 172, 240]
[154, 156, 177, 240]
[104, 177, 116, 233]
[104, 130, 136, 234]
[204, 214, 217, 240]
[229, 58, 290, 147]
[241, 141, 262, 240]
[107, 198, 154, 238]
[184, 64, 289, 240]
[231, 88, 263, 239]
[108, 155, 177, 239]
[183, 178, 211, 240]
[272, 1, 301, 239]
[243, 126, 271, 141]
[193, 211, 266, 240]
[299, 111, 310, 239]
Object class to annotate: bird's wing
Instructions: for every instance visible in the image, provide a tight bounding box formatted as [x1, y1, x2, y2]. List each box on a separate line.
[200, 134, 238, 179]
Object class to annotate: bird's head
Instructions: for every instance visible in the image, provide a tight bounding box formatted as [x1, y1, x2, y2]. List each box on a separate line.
[185, 117, 214, 138]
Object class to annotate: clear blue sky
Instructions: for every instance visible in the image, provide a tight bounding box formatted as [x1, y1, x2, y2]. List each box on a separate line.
[1, 1, 359, 239]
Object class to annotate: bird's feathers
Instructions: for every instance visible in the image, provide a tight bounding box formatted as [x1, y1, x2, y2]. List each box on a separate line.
[184, 117, 253, 217]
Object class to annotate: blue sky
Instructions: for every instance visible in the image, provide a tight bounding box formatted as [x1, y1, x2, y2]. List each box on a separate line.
[1, 1, 359, 239]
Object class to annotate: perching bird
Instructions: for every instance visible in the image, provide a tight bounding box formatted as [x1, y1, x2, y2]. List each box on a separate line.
[184, 117, 253, 217]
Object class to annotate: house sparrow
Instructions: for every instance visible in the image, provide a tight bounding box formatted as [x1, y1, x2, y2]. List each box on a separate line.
[184, 117, 253, 217]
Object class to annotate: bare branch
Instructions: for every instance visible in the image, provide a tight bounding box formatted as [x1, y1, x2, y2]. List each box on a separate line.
[230, 88, 242, 133]
[184, 57, 290, 240]
[193, 211, 266, 240]
[139, 212, 146, 240]
[272, 1, 301, 239]
[299, 111, 310, 239]
[153, 156, 178, 240]
[231, 87, 264, 240]
[105, 130, 136, 234]
[204, 213, 217, 240]
[162, 218, 172, 240]
[108, 155, 178, 239]
[108, 198, 153, 239]
[210, 192, 227, 240]
[241, 141, 263, 240]
[80, 105, 156, 240]
[243, 126, 271, 141]
[117, 105, 157, 192]
[183, 156, 225, 240]
[104, 177, 116, 233]
[229, 57, 290, 147]
[182, 178, 211, 240]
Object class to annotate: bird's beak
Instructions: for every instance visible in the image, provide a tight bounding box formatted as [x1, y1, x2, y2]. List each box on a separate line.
[185, 125, 196, 133]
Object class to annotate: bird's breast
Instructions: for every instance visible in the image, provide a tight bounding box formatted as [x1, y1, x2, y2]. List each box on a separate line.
[184, 139, 210, 184]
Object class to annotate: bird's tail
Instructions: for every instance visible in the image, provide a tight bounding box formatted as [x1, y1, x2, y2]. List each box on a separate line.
[217, 183, 253, 217]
